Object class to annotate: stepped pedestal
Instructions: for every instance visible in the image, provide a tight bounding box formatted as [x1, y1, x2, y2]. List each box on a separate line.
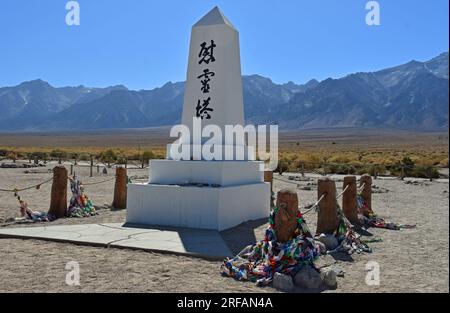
[126, 160, 270, 231]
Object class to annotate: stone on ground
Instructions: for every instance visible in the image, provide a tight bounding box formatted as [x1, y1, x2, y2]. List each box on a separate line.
[317, 233, 339, 251]
[272, 272, 294, 292]
[294, 266, 321, 289]
[320, 267, 338, 289]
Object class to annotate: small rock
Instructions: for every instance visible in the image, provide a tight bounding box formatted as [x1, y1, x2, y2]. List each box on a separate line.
[332, 267, 345, 277]
[272, 272, 294, 292]
[320, 268, 337, 289]
[317, 233, 339, 251]
[315, 254, 336, 269]
[0, 163, 19, 168]
[294, 266, 321, 289]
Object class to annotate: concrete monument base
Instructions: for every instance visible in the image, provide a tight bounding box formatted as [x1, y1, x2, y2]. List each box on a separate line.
[126, 181, 270, 231]
[127, 159, 271, 231]
[148, 160, 264, 186]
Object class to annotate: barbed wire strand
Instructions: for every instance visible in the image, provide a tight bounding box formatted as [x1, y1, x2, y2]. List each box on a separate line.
[0, 177, 53, 193]
[358, 182, 366, 193]
[301, 193, 326, 215]
[336, 184, 350, 200]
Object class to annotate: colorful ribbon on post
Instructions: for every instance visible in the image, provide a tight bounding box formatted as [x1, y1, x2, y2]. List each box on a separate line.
[221, 207, 320, 286]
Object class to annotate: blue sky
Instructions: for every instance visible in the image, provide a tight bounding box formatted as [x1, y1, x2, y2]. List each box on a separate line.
[0, 0, 448, 90]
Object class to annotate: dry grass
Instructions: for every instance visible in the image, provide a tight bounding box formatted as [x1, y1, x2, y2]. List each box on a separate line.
[1, 128, 448, 172]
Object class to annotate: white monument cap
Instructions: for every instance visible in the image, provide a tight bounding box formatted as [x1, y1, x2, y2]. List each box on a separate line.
[194, 6, 236, 29]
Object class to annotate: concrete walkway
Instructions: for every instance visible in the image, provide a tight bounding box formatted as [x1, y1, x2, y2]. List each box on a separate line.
[0, 223, 232, 259]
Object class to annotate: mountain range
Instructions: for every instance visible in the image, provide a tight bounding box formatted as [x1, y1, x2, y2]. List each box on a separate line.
[0, 52, 448, 131]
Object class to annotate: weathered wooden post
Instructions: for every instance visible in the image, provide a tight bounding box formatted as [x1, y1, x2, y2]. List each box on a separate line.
[34, 156, 39, 165]
[274, 189, 299, 242]
[112, 167, 127, 210]
[264, 170, 273, 194]
[90, 155, 94, 177]
[426, 167, 433, 182]
[264, 170, 274, 208]
[342, 176, 359, 226]
[97, 165, 100, 174]
[360, 174, 372, 215]
[316, 178, 338, 235]
[70, 164, 73, 175]
[400, 164, 405, 180]
[48, 166, 68, 218]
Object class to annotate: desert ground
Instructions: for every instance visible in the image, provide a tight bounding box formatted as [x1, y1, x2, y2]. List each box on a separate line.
[0, 160, 448, 293]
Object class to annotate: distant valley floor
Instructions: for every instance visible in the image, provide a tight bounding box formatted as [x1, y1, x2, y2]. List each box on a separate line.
[0, 127, 448, 150]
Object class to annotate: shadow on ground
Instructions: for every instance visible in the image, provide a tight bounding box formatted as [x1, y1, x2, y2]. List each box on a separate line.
[220, 218, 267, 255]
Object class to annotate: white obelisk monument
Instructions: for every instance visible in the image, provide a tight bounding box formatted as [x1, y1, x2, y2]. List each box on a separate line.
[126, 7, 270, 231]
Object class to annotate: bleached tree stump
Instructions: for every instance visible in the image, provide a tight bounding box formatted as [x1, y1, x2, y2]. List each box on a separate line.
[360, 174, 372, 216]
[112, 167, 127, 210]
[48, 166, 68, 218]
[274, 189, 299, 243]
[342, 176, 359, 225]
[316, 178, 338, 235]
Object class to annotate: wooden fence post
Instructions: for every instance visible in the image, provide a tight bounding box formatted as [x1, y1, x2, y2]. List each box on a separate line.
[274, 189, 299, 242]
[360, 174, 372, 215]
[112, 167, 127, 210]
[342, 176, 359, 226]
[301, 162, 305, 177]
[316, 178, 338, 235]
[90, 155, 94, 177]
[264, 170, 273, 194]
[48, 166, 68, 218]
[264, 170, 274, 208]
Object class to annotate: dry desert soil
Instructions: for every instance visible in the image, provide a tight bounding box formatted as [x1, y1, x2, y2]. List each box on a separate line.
[0, 162, 448, 293]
